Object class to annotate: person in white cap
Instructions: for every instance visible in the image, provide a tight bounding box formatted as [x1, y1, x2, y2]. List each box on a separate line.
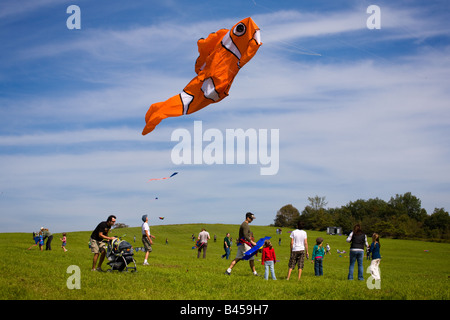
[141, 215, 155, 265]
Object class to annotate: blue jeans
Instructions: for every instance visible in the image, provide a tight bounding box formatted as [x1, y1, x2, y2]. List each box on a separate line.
[264, 261, 276, 280]
[348, 250, 364, 280]
[222, 247, 230, 259]
[314, 257, 323, 276]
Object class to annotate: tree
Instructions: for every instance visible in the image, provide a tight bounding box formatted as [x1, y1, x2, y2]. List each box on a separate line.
[389, 214, 425, 239]
[302, 196, 331, 230]
[274, 204, 300, 228]
[424, 208, 450, 240]
[274, 193, 449, 241]
[388, 192, 427, 222]
[112, 222, 129, 229]
[308, 196, 328, 211]
[344, 198, 387, 221]
[311, 209, 334, 231]
[328, 207, 354, 234]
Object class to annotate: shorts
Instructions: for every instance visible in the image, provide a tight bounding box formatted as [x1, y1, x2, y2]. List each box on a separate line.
[235, 243, 255, 261]
[142, 236, 152, 252]
[90, 238, 107, 254]
[288, 250, 305, 269]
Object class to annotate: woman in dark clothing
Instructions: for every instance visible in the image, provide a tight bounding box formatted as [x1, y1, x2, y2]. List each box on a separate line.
[346, 224, 368, 280]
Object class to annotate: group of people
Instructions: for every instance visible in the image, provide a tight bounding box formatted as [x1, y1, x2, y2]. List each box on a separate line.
[346, 223, 381, 281]
[195, 229, 233, 260]
[27, 227, 67, 252]
[224, 214, 382, 282]
[88, 212, 381, 282]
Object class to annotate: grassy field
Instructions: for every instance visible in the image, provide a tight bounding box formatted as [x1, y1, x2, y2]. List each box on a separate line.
[1, 224, 449, 300]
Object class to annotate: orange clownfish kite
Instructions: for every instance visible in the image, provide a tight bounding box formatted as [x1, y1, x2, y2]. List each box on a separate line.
[142, 17, 262, 135]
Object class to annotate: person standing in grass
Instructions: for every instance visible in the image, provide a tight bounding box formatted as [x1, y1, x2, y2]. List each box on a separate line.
[312, 237, 325, 276]
[222, 233, 231, 259]
[369, 233, 381, 281]
[38, 231, 44, 251]
[346, 223, 368, 280]
[42, 228, 53, 251]
[225, 212, 258, 276]
[90, 215, 116, 271]
[60, 232, 68, 252]
[261, 239, 277, 280]
[286, 221, 309, 280]
[325, 243, 331, 255]
[197, 228, 210, 258]
[142, 215, 155, 265]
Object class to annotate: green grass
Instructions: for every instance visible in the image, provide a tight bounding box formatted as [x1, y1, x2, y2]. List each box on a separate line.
[1, 224, 449, 300]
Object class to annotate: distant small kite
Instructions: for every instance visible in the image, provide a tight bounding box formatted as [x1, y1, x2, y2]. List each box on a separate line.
[159, 217, 165, 220]
[192, 240, 205, 250]
[147, 172, 178, 182]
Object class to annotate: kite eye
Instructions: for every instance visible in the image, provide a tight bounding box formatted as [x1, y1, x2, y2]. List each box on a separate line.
[233, 23, 246, 36]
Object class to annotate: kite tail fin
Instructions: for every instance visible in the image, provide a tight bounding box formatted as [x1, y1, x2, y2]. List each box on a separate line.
[142, 94, 184, 135]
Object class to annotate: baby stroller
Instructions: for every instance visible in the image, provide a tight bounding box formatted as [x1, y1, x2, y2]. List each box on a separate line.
[106, 238, 137, 272]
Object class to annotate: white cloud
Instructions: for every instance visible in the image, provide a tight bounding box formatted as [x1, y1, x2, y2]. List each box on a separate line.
[0, 0, 60, 20]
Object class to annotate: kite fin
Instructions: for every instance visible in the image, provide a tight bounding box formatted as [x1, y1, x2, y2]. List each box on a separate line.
[195, 29, 229, 75]
[142, 94, 184, 135]
[141, 77, 217, 134]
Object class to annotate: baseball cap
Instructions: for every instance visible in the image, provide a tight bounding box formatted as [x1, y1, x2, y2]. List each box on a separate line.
[246, 212, 255, 220]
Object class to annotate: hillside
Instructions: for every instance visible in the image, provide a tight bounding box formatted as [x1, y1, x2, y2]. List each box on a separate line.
[1, 224, 449, 301]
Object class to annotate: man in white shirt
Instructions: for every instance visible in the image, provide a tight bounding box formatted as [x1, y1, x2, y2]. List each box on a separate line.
[197, 228, 210, 258]
[142, 215, 155, 265]
[287, 221, 309, 280]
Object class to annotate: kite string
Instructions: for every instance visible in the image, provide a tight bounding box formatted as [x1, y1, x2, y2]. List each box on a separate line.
[251, 0, 322, 57]
[269, 40, 322, 56]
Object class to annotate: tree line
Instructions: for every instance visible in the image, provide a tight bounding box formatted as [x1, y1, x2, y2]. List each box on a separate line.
[273, 192, 450, 242]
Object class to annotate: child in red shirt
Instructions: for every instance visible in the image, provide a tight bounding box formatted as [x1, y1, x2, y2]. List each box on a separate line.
[261, 239, 277, 280]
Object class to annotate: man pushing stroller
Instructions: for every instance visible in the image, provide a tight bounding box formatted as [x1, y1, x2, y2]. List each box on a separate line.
[90, 215, 117, 271]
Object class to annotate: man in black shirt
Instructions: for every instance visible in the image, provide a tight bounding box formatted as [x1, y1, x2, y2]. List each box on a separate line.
[90, 215, 116, 271]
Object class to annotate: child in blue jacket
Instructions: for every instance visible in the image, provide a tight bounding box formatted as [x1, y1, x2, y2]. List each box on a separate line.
[369, 233, 381, 280]
[312, 237, 325, 276]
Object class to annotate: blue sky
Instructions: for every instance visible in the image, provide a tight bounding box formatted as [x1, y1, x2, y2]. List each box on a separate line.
[1, 0, 449, 233]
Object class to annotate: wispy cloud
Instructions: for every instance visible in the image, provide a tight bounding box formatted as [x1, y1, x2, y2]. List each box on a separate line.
[0, 128, 140, 146]
[0, 0, 60, 20]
